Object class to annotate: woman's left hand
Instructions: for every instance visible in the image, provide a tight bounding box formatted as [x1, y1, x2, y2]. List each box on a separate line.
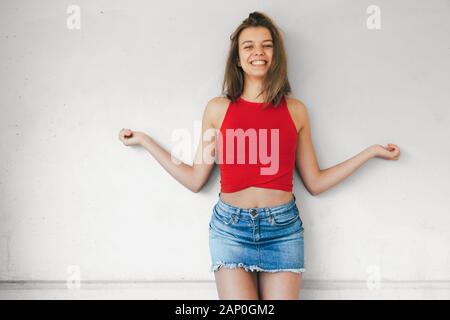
[368, 144, 401, 160]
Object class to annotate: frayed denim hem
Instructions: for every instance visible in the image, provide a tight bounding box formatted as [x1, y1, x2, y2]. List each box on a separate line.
[211, 262, 305, 274]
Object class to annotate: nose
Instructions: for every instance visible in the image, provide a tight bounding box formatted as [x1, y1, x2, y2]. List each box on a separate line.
[254, 49, 265, 56]
[252, 45, 265, 54]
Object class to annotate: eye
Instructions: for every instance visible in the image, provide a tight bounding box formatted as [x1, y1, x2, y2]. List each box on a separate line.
[244, 45, 272, 49]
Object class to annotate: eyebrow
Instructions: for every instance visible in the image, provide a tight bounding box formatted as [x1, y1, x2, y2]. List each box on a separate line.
[241, 39, 273, 45]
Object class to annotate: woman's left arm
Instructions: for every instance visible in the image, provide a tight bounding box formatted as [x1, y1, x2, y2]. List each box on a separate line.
[293, 99, 401, 196]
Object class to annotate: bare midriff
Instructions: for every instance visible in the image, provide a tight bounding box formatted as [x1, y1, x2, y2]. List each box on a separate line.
[219, 187, 294, 209]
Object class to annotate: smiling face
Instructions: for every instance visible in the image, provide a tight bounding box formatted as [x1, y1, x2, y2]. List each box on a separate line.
[238, 26, 273, 78]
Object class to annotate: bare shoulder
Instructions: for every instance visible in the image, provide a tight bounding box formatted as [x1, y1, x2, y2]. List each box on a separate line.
[286, 97, 308, 132]
[205, 96, 232, 129]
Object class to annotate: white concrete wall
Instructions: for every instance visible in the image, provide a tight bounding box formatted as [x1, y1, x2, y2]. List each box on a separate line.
[1, 0, 449, 298]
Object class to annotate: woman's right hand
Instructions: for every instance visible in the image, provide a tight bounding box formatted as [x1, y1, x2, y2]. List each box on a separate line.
[118, 128, 148, 146]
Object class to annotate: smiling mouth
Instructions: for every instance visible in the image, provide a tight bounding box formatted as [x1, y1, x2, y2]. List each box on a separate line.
[250, 60, 267, 65]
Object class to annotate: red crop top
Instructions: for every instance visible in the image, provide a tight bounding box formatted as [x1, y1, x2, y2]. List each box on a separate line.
[217, 95, 298, 193]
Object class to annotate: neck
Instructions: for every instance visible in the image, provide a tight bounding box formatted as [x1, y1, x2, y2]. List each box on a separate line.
[241, 75, 265, 102]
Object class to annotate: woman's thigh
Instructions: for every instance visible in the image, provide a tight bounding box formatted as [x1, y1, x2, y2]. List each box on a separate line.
[213, 267, 259, 300]
[258, 271, 302, 300]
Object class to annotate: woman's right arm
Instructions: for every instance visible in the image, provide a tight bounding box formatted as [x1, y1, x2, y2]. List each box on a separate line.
[118, 99, 218, 193]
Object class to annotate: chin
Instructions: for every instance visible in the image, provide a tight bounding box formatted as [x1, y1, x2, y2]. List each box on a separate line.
[250, 71, 268, 77]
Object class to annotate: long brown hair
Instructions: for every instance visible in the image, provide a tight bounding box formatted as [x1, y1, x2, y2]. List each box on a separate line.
[221, 11, 292, 109]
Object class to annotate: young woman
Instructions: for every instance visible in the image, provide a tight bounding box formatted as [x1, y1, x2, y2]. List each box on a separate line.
[118, 12, 401, 300]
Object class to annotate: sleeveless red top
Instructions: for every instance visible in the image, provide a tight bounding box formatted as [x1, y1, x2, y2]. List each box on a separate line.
[217, 95, 298, 193]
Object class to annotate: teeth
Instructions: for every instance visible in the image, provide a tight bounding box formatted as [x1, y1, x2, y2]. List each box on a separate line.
[251, 60, 266, 65]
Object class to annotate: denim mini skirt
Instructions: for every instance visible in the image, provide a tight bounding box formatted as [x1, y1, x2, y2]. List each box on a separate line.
[209, 193, 305, 274]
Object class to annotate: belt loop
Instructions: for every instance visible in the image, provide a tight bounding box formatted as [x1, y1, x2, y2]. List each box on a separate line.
[236, 208, 241, 217]
[266, 207, 273, 223]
